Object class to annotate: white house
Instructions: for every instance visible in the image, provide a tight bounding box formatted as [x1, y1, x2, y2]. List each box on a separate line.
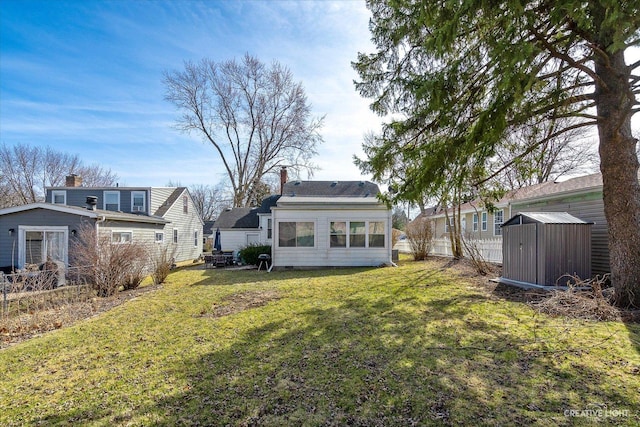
[213, 169, 393, 269]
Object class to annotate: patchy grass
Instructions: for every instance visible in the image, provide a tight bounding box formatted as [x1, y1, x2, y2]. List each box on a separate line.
[0, 259, 638, 426]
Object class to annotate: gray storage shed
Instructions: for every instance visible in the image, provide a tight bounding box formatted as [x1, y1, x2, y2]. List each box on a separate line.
[501, 212, 592, 288]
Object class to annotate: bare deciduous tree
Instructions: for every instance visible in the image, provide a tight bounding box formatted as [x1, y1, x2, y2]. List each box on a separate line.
[189, 183, 230, 221]
[163, 53, 324, 207]
[0, 143, 119, 208]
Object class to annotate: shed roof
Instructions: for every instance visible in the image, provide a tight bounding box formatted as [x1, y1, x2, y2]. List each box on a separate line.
[502, 212, 590, 227]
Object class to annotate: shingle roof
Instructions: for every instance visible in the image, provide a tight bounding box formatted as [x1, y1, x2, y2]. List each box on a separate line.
[214, 207, 259, 229]
[154, 187, 187, 217]
[257, 195, 280, 213]
[281, 181, 380, 197]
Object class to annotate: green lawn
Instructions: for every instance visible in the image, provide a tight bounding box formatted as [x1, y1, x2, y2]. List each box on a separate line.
[1, 259, 638, 426]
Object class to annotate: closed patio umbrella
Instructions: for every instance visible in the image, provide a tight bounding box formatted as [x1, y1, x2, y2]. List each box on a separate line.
[214, 228, 222, 252]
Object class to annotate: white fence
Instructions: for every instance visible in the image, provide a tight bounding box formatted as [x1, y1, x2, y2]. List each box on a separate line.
[394, 237, 503, 264]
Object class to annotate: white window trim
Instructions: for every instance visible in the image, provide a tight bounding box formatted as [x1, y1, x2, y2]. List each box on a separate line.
[51, 190, 67, 205]
[155, 232, 164, 243]
[481, 212, 488, 232]
[103, 190, 120, 211]
[18, 225, 69, 268]
[131, 191, 146, 213]
[173, 228, 179, 244]
[276, 221, 316, 248]
[329, 220, 386, 249]
[493, 209, 504, 236]
[194, 230, 198, 247]
[111, 230, 133, 244]
[472, 213, 479, 232]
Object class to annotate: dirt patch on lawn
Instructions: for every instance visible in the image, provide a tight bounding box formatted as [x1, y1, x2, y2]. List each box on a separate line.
[201, 289, 281, 318]
[0, 284, 161, 349]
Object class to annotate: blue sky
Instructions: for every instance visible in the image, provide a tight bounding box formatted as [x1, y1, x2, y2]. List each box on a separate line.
[0, 0, 380, 187]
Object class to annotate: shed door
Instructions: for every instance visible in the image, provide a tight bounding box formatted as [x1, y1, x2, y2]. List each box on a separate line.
[504, 224, 537, 283]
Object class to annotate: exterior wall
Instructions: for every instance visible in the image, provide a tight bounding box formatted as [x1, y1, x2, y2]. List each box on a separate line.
[0, 209, 91, 269]
[160, 192, 203, 263]
[431, 207, 510, 240]
[271, 207, 392, 268]
[219, 229, 262, 253]
[150, 188, 176, 214]
[511, 191, 608, 275]
[99, 220, 164, 247]
[46, 188, 151, 214]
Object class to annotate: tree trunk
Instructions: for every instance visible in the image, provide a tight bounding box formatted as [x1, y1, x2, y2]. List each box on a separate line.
[594, 50, 640, 308]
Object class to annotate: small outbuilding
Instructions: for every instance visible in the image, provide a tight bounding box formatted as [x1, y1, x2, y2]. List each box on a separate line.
[500, 212, 592, 288]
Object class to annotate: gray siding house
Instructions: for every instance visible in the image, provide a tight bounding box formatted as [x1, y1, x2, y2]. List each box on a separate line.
[413, 171, 640, 277]
[0, 176, 203, 271]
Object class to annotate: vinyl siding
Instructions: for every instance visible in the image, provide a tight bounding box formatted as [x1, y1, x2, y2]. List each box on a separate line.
[511, 191, 608, 275]
[272, 207, 391, 268]
[46, 188, 151, 214]
[159, 192, 203, 263]
[0, 209, 87, 268]
[219, 229, 263, 253]
[150, 188, 176, 214]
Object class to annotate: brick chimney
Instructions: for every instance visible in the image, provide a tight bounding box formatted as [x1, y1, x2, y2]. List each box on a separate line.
[65, 174, 82, 187]
[280, 167, 288, 195]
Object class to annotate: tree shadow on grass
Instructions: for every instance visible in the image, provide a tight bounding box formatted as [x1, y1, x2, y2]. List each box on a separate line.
[33, 281, 638, 426]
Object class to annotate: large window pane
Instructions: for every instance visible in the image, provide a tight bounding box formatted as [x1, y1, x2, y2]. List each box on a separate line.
[330, 221, 347, 247]
[368, 221, 385, 248]
[349, 221, 366, 247]
[297, 222, 314, 247]
[279, 222, 296, 247]
[25, 231, 44, 264]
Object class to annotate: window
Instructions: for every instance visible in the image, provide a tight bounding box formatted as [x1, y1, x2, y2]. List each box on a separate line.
[330, 221, 347, 247]
[183, 195, 188, 214]
[267, 218, 272, 239]
[51, 190, 66, 205]
[194, 230, 198, 247]
[444, 216, 455, 233]
[155, 232, 164, 243]
[472, 213, 478, 232]
[368, 221, 385, 248]
[104, 191, 120, 211]
[330, 220, 386, 248]
[131, 191, 145, 213]
[481, 212, 488, 231]
[112, 231, 132, 243]
[349, 222, 366, 247]
[278, 222, 314, 247]
[461, 217, 466, 232]
[173, 229, 178, 244]
[494, 210, 504, 236]
[21, 227, 67, 267]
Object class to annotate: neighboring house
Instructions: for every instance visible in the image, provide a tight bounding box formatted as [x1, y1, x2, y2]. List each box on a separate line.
[416, 171, 640, 276]
[213, 171, 393, 269]
[203, 220, 216, 249]
[213, 195, 280, 252]
[0, 175, 204, 271]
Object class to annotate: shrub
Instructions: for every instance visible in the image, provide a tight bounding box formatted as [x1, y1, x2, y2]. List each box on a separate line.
[151, 245, 175, 285]
[406, 218, 434, 261]
[238, 244, 271, 266]
[71, 223, 150, 297]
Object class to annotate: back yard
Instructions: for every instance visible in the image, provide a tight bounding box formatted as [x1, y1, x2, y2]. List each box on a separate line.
[0, 259, 638, 426]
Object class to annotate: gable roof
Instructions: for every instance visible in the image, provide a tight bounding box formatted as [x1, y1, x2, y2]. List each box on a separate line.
[0, 203, 169, 224]
[153, 187, 188, 217]
[281, 181, 380, 198]
[214, 207, 259, 229]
